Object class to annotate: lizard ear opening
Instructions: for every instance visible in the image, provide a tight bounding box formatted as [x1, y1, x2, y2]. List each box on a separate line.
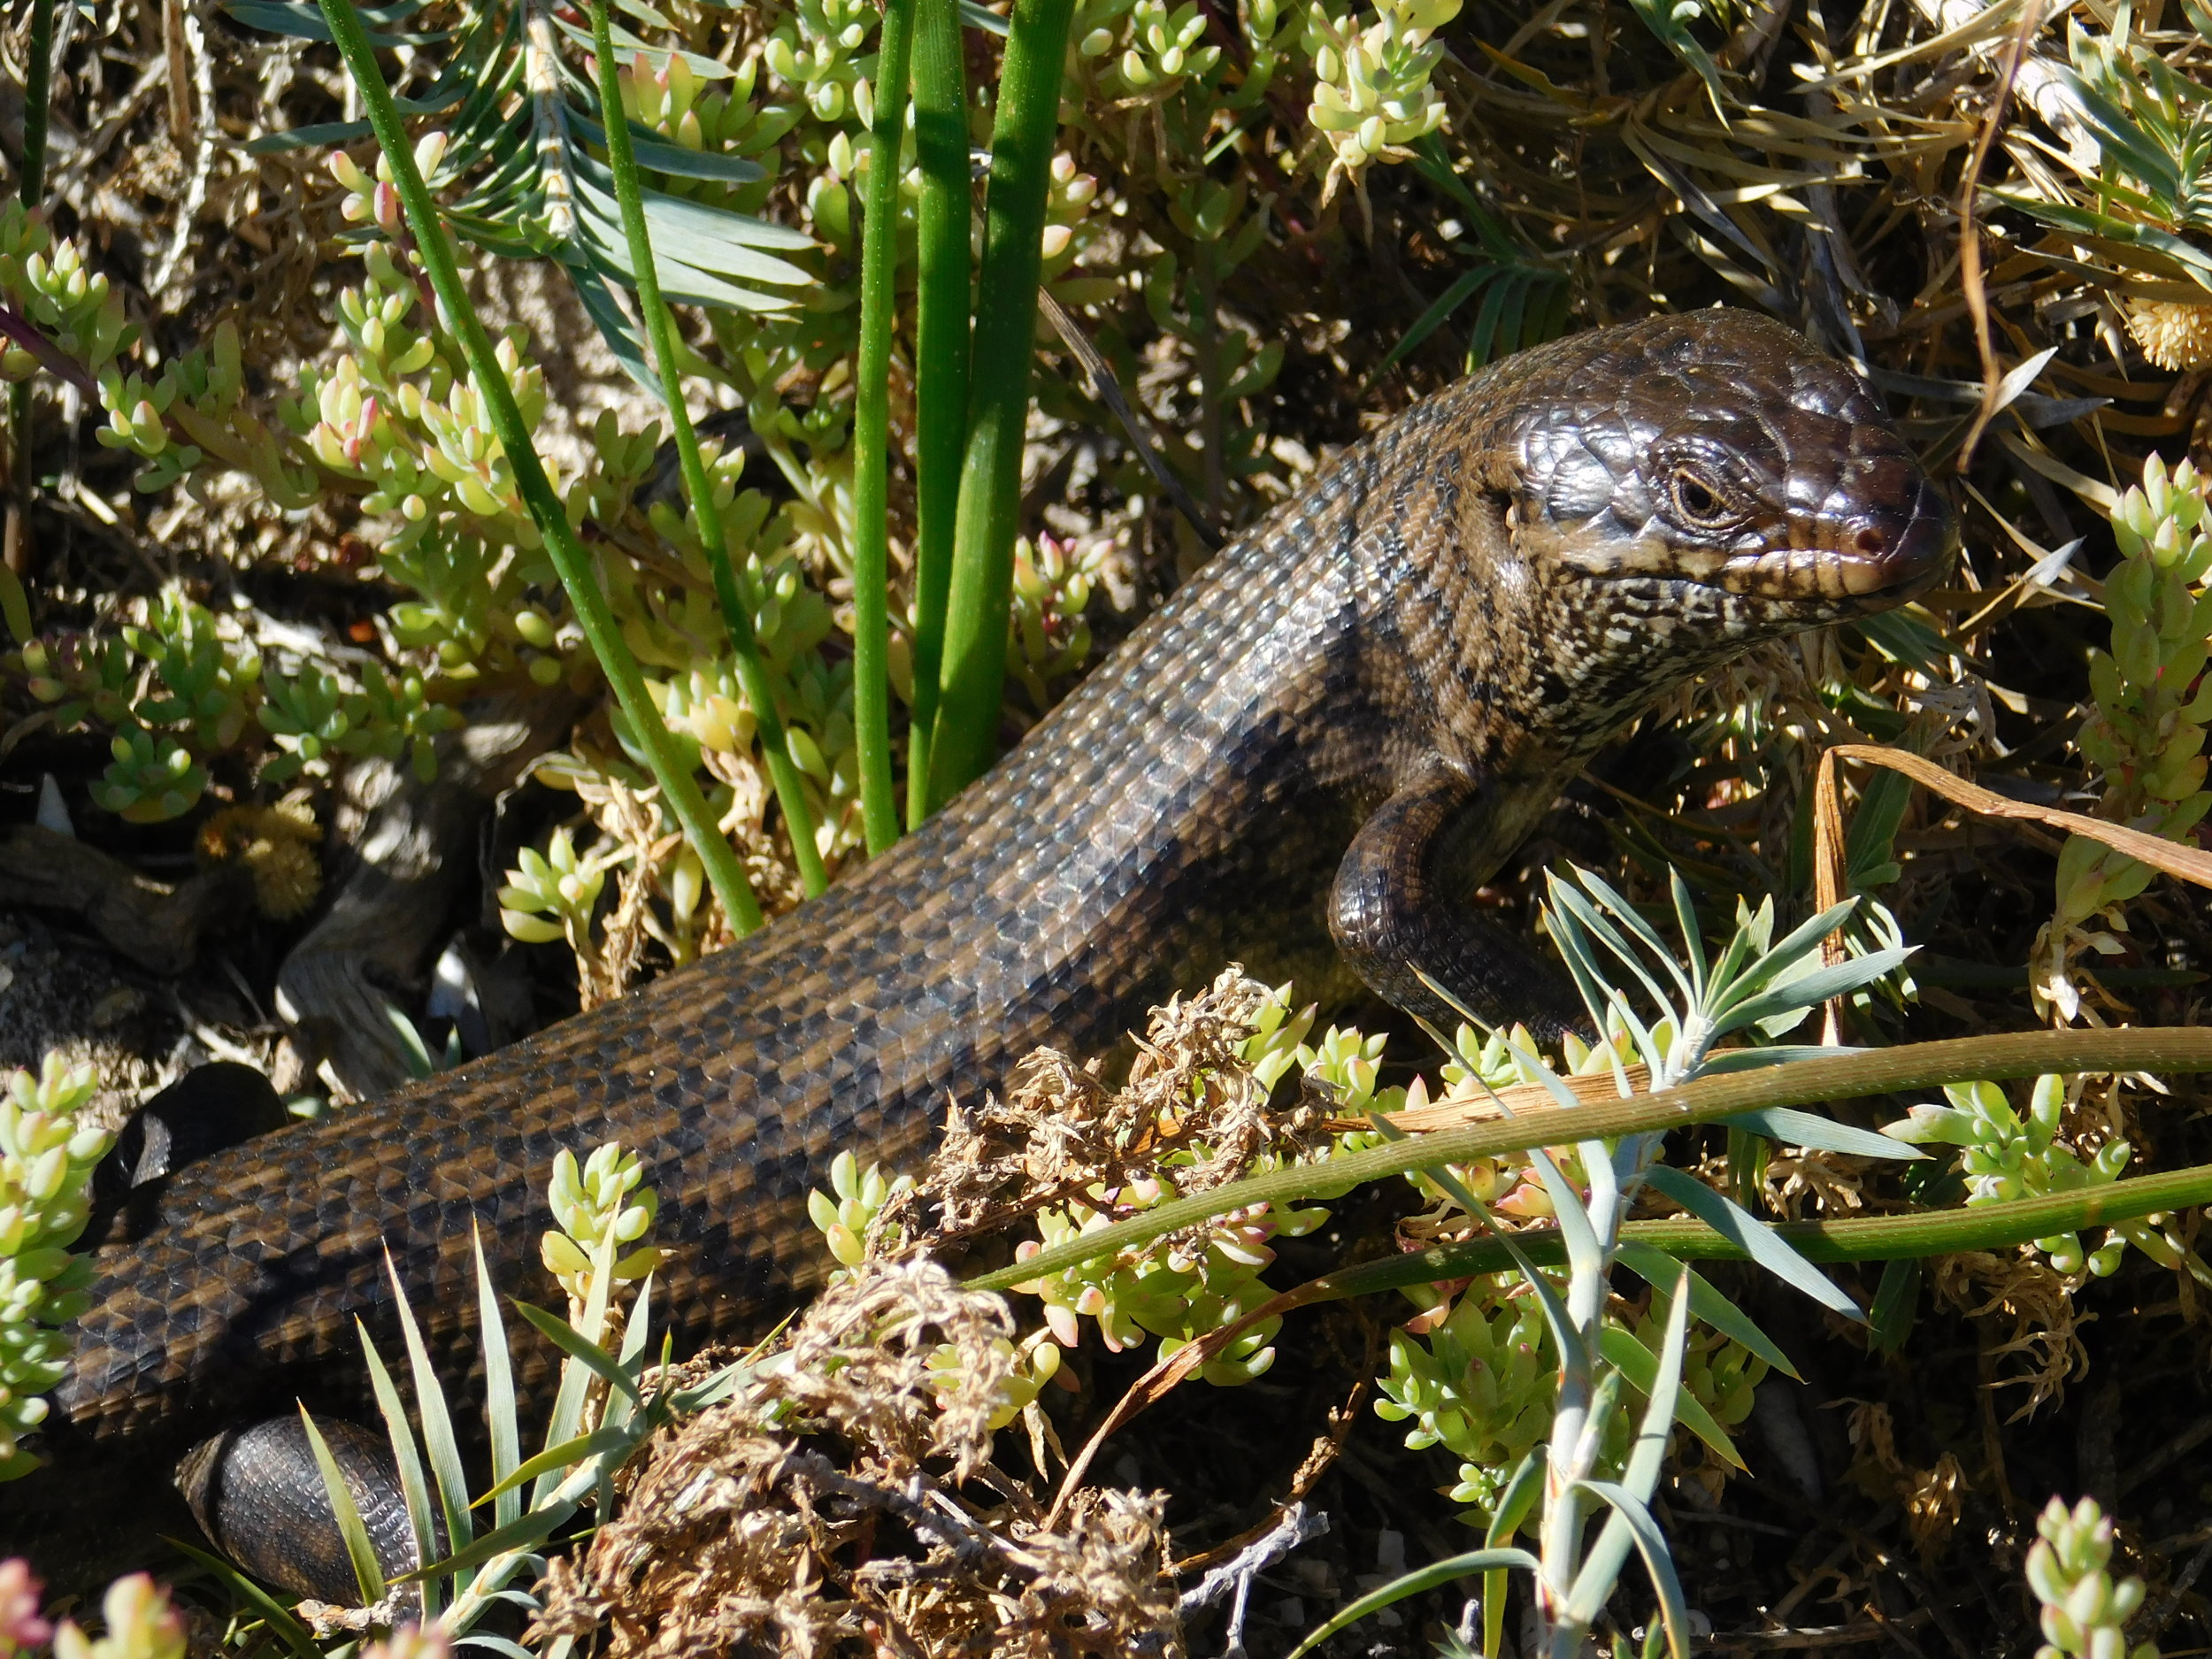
[1455, 448, 1523, 564]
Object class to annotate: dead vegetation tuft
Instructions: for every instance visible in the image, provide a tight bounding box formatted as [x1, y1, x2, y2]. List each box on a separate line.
[538, 1260, 1181, 1659]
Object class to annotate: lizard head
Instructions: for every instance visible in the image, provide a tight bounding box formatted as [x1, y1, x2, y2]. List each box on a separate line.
[1463, 309, 1955, 740]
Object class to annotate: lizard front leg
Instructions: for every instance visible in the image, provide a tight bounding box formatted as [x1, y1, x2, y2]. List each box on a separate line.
[1328, 757, 1585, 1043]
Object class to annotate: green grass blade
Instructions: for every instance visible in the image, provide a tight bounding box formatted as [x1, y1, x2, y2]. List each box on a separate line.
[968, 1028, 2212, 1294]
[312, 0, 764, 933]
[1638, 1167, 1863, 1321]
[511, 1300, 645, 1402]
[902, 0, 972, 830]
[1313, 1162, 2212, 1297]
[1624, 1271, 1692, 1497]
[585, 0, 825, 899]
[1595, 1320, 1740, 1471]
[849, 0, 917, 856]
[1529, 1141, 1607, 1266]
[1289, 1548, 1540, 1659]
[1367, 267, 1490, 385]
[1548, 873, 1687, 1010]
[357, 1323, 442, 1620]
[472, 1223, 523, 1532]
[1614, 1240, 1797, 1379]
[1488, 269, 1536, 364]
[1706, 899, 1859, 1018]
[384, 1246, 474, 1565]
[533, 1224, 620, 1509]
[297, 1406, 388, 1605]
[473, 1424, 634, 1509]
[1483, 1452, 1544, 1657]
[1565, 1480, 1692, 1657]
[1465, 265, 1520, 367]
[922, 0, 1079, 810]
[601, 1276, 657, 1435]
[1717, 1107, 1922, 1160]
[1716, 948, 1915, 1037]
[1868, 1257, 1922, 1355]
[396, 1498, 580, 1584]
[1697, 1044, 1865, 1073]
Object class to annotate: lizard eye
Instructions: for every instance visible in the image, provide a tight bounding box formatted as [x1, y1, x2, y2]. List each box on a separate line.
[1668, 465, 1742, 530]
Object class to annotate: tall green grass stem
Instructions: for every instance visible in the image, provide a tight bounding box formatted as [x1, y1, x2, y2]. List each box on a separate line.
[922, 0, 1077, 811]
[970, 1025, 2212, 1292]
[4, 0, 56, 641]
[316, 0, 764, 934]
[19, 0, 52, 211]
[902, 0, 971, 828]
[588, 3, 826, 899]
[849, 0, 916, 856]
[1325, 1160, 2212, 1296]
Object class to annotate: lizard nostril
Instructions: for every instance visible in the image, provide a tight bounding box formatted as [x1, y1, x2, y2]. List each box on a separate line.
[1855, 526, 1886, 557]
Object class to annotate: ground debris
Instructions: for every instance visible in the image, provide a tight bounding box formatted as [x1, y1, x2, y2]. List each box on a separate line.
[903, 966, 1331, 1248]
[540, 1259, 1183, 1658]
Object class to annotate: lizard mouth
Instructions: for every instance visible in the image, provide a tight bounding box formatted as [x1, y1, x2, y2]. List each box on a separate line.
[1709, 507, 1953, 603]
[1545, 488, 1955, 611]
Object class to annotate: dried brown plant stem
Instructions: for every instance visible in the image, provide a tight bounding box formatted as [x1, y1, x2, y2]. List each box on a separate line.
[1957, 0, 2052, 467]
[1812, 741, 2212, 1033]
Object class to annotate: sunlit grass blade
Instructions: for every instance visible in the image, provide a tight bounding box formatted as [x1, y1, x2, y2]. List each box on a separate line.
[1483, 1452, 1544, 1658]
[1703, 899, 1858, 1018]
[1526, 1144, 1607, 1286]
[472, 1424, 634, 1510]
[313, 0, 763, 932]
[1566, 1480, 1692, 1657]
[533, 1220, 621, 1509]
[585, 0, 825, 899]
[902, 0, 971, 831]
[397, 1497, 581, 1584]
[1668, 866, 1708, 1000]
[600, 1276, 657, 1436]
[357, 1324, 442, 1620]
[1536, 902, 1628, 1037]
[1641, 1166, 1863, 1320]
[846, 0, 915, 856]
[472, 1223, 523, 1532]
[922, 0, 1079, 810]
[1289, 1548, 1540, 1659]
[1312, 1162, 2212, 1299]
[298, 1406, 388, 1606]
[385, 1245, 475, 1571]
[1594, 1323, 1740, 1471]
[969, 1028, 2212, 1294]
[1625, 1275, 1689, 1497]
[1548, 871, 1689, 1009]
[1614, 1240, 1797, 1379]
[1717, 1107, 1922, 1159]
[511, 1301, 645, 1402]
[1563, 1279, 1693, 1649]
[1716, 948, 1914, 1037]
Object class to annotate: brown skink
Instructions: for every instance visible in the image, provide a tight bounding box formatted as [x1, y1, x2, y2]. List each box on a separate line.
[11, 310, 1953, 1580]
